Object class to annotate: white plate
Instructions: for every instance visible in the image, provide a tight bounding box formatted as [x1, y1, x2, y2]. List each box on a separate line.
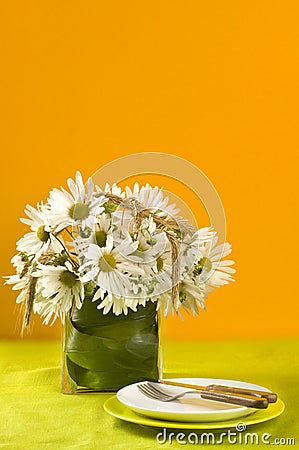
[116, 378, 271, 423]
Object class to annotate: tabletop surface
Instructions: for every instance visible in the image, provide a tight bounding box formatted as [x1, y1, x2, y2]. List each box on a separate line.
[0, 338, 298, 449]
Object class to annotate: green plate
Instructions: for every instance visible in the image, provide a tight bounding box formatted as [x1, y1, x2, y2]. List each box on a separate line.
[104, 396, 285, 430]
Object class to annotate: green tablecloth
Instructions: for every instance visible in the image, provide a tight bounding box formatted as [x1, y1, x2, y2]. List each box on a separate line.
[0, 339, 298, 449]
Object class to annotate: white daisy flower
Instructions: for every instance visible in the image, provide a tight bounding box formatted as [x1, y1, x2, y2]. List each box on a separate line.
[193, 233, 235, 295]
[33, 299, 61, 326]
[97, 290, 158, 316]
[97, 294, 129, 316]
[32, 262, 84, 325]
[157, 291, 179, 317]
[128, 218, 169, 267]
[4, 273, 30, 304]
[4, 263, 45, 314]
[153, 247, 172, 275]
[157, 231, 235, 317]
[94, 182, 125, 215]
[156, 274, 206, 317]
[47, 171, 105, 233]
[73, 213, 113, 258]
[95, 213, 112, 246]
[16, 203, 60, 257]
[95, 182, 124, 198]
[179, 276, 206, 312]
[80, 234, 144, 306]
[10, 253, 30, 277]
[177, 226, 214, 279]
[125, 182, 180, 217]
[4, 251, 39, 307]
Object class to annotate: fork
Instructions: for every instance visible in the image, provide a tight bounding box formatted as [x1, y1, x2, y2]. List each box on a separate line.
[137, 382, 269, 409]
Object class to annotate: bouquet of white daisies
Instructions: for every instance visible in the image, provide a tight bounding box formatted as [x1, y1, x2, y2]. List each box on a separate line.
[5, 171, 235, 330]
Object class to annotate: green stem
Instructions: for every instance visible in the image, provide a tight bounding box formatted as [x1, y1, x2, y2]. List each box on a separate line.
[50, 232, 79, 268]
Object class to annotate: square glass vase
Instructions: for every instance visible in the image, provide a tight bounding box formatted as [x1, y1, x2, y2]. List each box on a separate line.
[61, 297, 162, 393]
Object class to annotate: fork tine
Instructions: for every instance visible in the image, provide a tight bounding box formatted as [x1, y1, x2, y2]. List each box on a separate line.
[139, 383, 167, 397]
[138, 383, 159, 396]
[143, 383, 171, 398]
[138, 383, 171, 401]
[137, 386, 156, 399]
[137, 384, 165, 400]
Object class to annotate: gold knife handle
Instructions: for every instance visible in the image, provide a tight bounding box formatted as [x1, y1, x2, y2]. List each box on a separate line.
[200, 390, 268, 409]
[207, 384, 277, 403]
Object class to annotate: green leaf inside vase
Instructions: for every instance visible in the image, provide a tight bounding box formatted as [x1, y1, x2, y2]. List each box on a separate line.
[64, 297, 159, 390]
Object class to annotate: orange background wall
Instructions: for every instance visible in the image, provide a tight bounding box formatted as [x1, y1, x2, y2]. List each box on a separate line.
[1, 1, 298, 339]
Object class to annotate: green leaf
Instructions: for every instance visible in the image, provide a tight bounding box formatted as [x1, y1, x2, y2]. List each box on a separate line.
[64, 298, 159, 390]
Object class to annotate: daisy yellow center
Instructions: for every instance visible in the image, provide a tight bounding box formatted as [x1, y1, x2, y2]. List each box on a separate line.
[59, 270, 77, 287]
[156, 256, 164, 272]
[193, 257, 212, 276]
[69, 202, 89, 221]
[36, 225, 50, 243]
[95, 230, 107, 247]
[99, 254, 117, 272]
